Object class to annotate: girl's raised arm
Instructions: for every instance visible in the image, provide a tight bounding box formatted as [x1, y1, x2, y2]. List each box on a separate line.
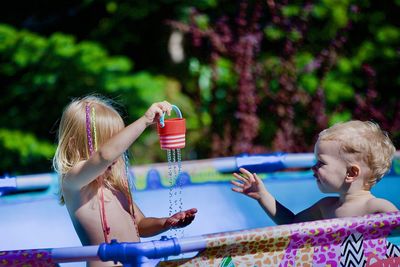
[63, 101, 172, 190]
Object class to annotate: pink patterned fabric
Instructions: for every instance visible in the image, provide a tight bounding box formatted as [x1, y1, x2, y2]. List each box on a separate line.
[161, 211, 400, 267]
[0, 249, 56, 267]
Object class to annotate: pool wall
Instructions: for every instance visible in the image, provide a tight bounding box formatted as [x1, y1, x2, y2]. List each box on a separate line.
[1, 212, 399, 266]
[98, 212, 400, 266]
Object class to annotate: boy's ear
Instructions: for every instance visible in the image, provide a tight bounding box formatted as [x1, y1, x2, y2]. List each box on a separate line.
[345, 165, 360, 183]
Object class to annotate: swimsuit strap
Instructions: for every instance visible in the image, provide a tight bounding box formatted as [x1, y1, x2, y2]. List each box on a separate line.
[124, 153, 140, 240]
[126, 189, 140, 240]
[98, 178, 140, 243]
[98, 178, 110, 243]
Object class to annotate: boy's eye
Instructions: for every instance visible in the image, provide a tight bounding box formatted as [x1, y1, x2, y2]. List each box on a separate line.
[317, 160, 325, 166]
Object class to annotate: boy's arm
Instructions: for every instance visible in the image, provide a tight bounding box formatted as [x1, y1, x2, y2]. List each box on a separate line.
[367, 198, 399, 214]
[137, 208, 198, 237]
[257, 192, 296, 225]
[232, 168, 327, 224]
[292, 198, 326, 223]
[231, 168, 296, 225]
[258, 194, 327, 224]
[64, 102, 172, 190]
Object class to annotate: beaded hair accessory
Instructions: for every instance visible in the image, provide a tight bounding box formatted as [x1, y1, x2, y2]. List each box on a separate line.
[85, 104, 93, 156]
[85, 103, 98, 156]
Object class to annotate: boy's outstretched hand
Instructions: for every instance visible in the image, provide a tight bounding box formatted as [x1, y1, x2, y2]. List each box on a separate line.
[231, 168, 267, 200]
[165, 208, 198, 229]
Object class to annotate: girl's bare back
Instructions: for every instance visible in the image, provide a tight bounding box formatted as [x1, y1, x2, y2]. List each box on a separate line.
[63, 183, 140, 266]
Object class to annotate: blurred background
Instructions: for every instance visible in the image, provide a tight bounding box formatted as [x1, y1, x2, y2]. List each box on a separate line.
[1, 0, 399, 177]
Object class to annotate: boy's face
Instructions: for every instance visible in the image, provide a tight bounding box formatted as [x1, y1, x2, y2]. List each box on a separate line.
[312, 140, 348, 193]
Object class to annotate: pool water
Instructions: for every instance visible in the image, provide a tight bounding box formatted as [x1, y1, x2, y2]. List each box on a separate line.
[0, 171, 399, 266]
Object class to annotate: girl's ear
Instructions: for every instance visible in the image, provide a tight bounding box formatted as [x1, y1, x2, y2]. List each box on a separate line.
[345, 165, 360, 183]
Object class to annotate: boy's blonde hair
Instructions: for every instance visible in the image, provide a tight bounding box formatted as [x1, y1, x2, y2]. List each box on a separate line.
[53, 95, 130, 204]
[318, 120, 396, 189]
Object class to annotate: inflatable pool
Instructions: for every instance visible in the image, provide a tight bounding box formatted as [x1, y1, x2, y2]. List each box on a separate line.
[1, 153, 399, 266]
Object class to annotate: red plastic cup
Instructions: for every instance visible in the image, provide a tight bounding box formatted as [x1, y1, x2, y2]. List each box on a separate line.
[157, 105, 186, 150]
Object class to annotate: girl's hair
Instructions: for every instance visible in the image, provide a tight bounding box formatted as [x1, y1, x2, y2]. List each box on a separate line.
[318, 120, 396, 189]
[53, 95, 130, 204]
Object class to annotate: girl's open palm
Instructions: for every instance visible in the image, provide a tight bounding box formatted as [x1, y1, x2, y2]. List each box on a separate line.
[164, 208, 198, 229]
[231, 168, 267, 200]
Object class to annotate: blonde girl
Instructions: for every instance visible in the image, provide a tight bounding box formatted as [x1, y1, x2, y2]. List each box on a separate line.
[53, 95, 197, 267]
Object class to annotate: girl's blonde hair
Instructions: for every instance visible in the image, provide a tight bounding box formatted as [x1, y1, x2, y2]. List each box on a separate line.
[53, 95, 130, 204]
[318, 120, 396, 189]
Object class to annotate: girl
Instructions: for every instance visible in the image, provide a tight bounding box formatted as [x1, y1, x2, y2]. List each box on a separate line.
[53, 95, 197, 266]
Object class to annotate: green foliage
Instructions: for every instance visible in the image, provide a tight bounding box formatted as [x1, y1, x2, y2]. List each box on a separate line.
[215, 58, 235, 87]
[328, 111, 352, 126]
[296, 53, 320, 94]
[337, 58, 353, 73]
[0, 23, 193, 173]
[1, 0, 400, 173]
[376, 26, 400, 44]
[310, 1, 350, 38]
[282, 5, 301, 17]
[264, 25, 285, 41]
[311, 5, 328, 19]
[0, 129, 55, 174]
[323, 73, 354, 104]
[120, 71, 170, 117]
[194, 14, 210, 30]
[189, 57, 215, 102]
[295, 52, 314, 69]
[300, 74, 319, 94]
